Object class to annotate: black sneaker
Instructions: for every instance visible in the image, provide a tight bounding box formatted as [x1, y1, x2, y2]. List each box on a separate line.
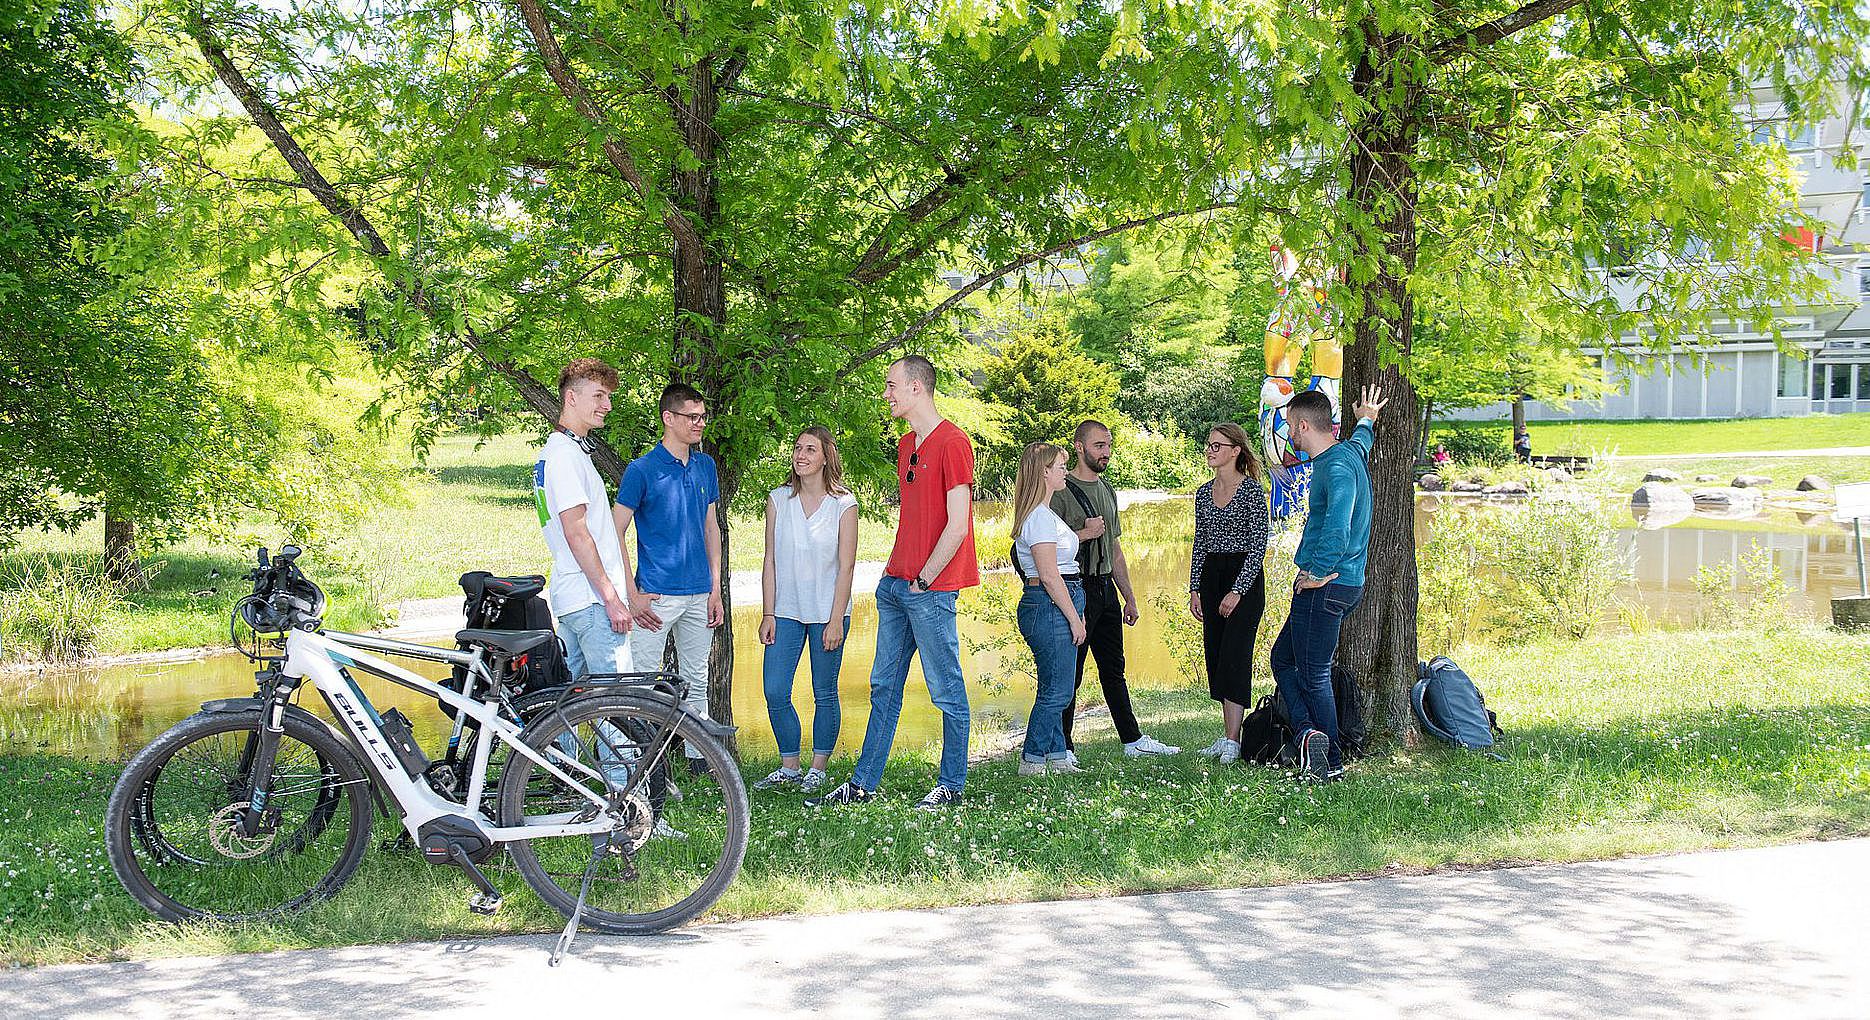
[1323, 765, 1345, 783]
[686, 757, 712, 778]
[805, 780, 875, 807]
[1298, 729, 1329, 782]
[914, 785, 962, 811]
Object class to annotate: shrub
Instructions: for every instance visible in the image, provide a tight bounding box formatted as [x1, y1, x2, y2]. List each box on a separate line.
[1417, 497, 1629, 647]
[1431, 424, 1512, 467]
[0, 555, 122, 662]
[1103, 427, 1206, 492]
[1693, 542, 1795, 631]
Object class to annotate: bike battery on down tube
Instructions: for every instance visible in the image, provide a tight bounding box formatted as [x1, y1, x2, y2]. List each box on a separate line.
[378, 708, 431, 778]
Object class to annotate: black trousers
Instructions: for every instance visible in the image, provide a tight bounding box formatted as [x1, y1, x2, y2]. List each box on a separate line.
[1062, 574, 1143, 748]
[1198, 553, 1266, 706]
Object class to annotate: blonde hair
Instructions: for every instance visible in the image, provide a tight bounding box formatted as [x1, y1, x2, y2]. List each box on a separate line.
[1208, 422, 1264, 482]
[783, 426, 850, 496]
[1011, 442, 1068, 539]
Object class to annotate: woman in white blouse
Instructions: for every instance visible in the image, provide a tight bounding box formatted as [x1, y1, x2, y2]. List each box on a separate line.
[1012, 441, 1088, 776]
[754, 427, 859, 793]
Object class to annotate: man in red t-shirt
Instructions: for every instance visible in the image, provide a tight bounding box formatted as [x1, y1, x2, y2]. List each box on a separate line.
[810, 355, 979, 810]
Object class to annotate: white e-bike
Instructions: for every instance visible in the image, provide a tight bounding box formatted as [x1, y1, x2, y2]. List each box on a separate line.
[104, 546, 747, 960]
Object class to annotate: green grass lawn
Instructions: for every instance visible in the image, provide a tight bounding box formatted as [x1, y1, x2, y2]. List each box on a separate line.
[1524, 413, 1870, 457]
[3, 625, 1865, 965]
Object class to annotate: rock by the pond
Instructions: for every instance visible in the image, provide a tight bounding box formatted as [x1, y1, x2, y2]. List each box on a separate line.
[1797, 475, 1832, 492]
[1546, 467, 1574, 484]
[1642, 468, 1680, 482]
[1484, 482, 1530, 496]
[1692, 487, 1765, 513]
[1695, 473, 1719, 483]
[1449, 480, 1485, 493]
[1418, 473, 1444, 491]
[1732, 474, 1773, 489]
[1631, 483, 1693, 511]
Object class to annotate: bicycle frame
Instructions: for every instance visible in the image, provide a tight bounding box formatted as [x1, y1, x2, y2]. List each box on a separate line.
[282, 628, 617, 844]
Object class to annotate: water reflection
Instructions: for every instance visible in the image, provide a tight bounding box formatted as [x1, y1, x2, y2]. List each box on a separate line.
[2, 499, 1856, 762]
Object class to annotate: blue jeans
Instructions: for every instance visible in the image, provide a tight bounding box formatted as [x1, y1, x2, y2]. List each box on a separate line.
[1270, 582, 1363, 770]
[852, 575, 970, 792]
[556, 601, 634, 678]
[554, 602, 634, 786]
[1017, 579, 1083, 762]
[762, 616, 849, 759]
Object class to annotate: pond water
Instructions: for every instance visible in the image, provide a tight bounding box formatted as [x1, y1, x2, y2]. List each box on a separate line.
[3, 498, 1860, 763]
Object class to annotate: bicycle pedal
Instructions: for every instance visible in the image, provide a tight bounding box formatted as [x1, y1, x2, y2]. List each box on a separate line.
[468, 892, 503, 916]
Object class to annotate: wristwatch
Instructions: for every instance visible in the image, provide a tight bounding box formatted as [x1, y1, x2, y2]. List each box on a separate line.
[911, 574, 931, 592]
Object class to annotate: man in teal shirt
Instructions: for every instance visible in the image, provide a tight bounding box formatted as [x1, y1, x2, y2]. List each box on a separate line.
[1273, 383, 1388, 780]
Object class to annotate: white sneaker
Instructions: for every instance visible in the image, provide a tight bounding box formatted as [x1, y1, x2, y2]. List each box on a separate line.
[1216, 738, 1241, 765]
[1018, 758, 1048, 777]
[1195, 738, 1232, 758]
[1047, 758, 1087, 775]
[650, 817, 687, 841]
[1124, 735, 1181, 757]
[1062, 749, 1080, 768]
[799, 768, 830, 794]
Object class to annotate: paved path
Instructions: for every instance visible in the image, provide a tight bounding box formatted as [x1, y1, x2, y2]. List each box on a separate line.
[1606, 446, 1870, 460]
[5, 839, 1867, 1019]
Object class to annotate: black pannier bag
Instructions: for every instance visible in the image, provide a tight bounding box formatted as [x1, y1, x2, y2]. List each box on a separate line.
[443, 571, 572, 713]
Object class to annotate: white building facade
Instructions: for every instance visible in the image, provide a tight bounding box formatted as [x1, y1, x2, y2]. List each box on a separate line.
[1465, 89, 1870, 422]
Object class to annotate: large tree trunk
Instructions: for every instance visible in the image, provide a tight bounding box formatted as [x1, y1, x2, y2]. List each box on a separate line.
[102, 503, 145, 588]
[666, 54, 737, 749]
[1337, 29, 1424, 746]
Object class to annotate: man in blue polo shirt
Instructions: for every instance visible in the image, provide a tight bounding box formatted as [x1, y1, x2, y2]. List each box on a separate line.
[615, 381, 724, 772]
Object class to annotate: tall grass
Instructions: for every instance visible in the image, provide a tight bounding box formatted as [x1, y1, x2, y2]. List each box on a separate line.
[0, 556, 123, 663]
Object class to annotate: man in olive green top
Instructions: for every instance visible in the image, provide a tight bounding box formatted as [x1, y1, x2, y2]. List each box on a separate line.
[1050, 420, 1180, 759]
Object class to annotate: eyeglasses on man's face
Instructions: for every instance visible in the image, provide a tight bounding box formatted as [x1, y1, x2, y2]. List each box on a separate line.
[669, 409, 707, 427]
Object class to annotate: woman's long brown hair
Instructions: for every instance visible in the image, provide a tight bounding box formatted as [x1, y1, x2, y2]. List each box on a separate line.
[1209, 422, 1264, 481]
[784, 425, 851, 495]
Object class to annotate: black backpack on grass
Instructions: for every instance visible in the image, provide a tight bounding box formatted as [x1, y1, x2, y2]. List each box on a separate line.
[1238, 664, 1367, 765]
[1238, 694, 1294, 764]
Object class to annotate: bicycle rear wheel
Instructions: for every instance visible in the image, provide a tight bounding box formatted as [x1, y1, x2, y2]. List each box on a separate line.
[498, 691, 747, 934]
[105, 709, 374, 920]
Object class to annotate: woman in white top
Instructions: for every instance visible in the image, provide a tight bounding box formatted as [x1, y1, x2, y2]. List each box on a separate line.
[754, 426, 859, 793]
[1012, 441, 1088, 777]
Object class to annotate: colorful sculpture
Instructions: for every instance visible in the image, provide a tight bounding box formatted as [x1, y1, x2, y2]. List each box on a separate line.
[1256, 247, 1342, 518]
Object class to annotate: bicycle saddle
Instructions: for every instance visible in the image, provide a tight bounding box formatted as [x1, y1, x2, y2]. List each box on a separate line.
[455, 629, 555, 656]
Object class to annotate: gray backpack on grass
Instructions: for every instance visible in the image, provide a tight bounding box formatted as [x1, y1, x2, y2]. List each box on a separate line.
[1412, 656, 1503, 752]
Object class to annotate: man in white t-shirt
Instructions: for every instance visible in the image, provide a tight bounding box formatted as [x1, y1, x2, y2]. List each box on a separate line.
[533, 358, 652, 677]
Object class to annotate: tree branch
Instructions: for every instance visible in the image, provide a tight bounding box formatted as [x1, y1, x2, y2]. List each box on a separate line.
[834, 203, 1236, 380]
[509, 0, 703, 251]
[185, 11, 593, 462]
[1430, 0, 1587, 63]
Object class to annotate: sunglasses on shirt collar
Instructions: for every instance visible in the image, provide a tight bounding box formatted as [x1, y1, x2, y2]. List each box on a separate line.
[906, 451, 919, 484]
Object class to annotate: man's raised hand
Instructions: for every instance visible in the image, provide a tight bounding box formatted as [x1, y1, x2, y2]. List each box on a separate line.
[1353, 384, 1390, 422]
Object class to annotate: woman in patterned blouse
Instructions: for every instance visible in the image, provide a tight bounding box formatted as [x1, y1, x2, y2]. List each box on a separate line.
[1188, 421, 1270, 764]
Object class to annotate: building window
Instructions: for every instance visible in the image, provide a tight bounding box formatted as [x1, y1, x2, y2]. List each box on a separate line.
[1830, 364, 1853, 400]
[1858, 363, 1870, 401]
[1785, 123, 1816, 150]
[1861, 262, 1870, 295]
[1778, 350, 1809, 397]
[1813, 363, 1825, 402]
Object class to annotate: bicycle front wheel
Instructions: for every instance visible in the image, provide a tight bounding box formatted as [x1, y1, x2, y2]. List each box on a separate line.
[105, 708, 375, 920]
[498, 691, 748, 934]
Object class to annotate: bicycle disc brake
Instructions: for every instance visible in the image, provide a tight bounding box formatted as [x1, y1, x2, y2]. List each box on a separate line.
[209, 803, 277, 859]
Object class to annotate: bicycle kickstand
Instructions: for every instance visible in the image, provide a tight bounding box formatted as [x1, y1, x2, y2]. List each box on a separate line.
[549, 843, 609, 967]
